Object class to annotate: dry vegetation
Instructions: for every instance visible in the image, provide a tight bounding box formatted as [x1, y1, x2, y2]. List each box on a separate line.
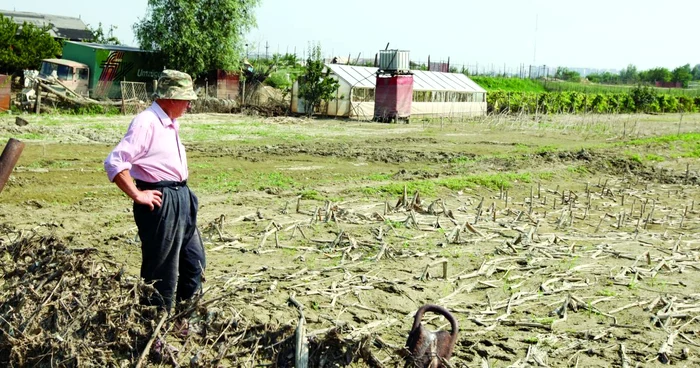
[1, 112, 699, 367]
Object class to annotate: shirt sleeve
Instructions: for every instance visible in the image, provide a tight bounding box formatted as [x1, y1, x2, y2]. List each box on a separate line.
[104, 114, 154, 182]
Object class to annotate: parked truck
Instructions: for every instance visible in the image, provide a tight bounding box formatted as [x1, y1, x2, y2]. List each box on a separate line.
[39, 41, 164, 99]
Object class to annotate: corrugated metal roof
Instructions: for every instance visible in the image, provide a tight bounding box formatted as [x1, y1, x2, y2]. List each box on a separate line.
[326, 64, 486, 93]
[42, 58, 89, 68]
[1, 10, 93, 40]
[65, 41, 145, 53]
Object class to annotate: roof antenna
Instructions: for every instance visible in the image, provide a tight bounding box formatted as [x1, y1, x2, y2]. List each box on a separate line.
[385, 42, 390, 50]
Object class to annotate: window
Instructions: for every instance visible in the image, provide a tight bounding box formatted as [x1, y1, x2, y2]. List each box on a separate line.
[352, 88, 374, 102]
[40, 62, 74, 81]
[78, 68, 88, 80]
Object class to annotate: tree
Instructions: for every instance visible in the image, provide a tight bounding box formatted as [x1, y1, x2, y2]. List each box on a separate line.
[0, 15, 62, 74]
[692, 64, 700, 81]
[641, 67, 671, 83]
[133, 0, 260, 77]
[619, 64, 639, 84]
[671, 64, 693, 87]
[630, 85, 658, 113]
[87, 23, 121, 45]
[298, 43, 340, 117]
[554, 67, 581, 82]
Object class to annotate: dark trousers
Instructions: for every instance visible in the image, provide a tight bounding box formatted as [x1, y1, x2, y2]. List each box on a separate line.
[133, 180, 206, 311]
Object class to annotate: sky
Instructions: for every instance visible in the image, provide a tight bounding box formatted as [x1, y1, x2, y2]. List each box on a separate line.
[8, 0, 700, 72]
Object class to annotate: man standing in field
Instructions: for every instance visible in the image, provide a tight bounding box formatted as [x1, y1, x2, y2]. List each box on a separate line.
[104, 70, 205, 313]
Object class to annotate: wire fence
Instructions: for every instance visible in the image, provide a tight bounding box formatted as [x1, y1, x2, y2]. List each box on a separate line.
[245, 42, 700, 97]
[244, 43, 591, 79]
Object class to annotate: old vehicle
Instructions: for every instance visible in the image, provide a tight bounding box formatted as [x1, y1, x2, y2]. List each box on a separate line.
[39, 41, 164, 99]
[39, 58, 90, 96]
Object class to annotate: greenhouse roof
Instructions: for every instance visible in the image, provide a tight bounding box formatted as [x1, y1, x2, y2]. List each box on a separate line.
[326, 64, 486, 93]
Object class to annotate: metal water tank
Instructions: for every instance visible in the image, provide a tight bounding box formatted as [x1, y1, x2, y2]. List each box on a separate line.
[379, 50, 410, 72]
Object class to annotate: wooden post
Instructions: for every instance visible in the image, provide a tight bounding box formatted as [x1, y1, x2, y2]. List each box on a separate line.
[34, 82, 42, 114]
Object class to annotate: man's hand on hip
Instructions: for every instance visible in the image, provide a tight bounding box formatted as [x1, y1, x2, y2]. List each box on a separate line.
[135, 190, 163, 211]
[113, 170, 163, 211]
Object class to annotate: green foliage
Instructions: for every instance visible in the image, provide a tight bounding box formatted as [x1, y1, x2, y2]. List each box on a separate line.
[630, 85, 658, 113]
[71, 104, 121, 115]
[555, 67, 581, 82]
[362, 180, 437, 196]
[469, 76, 546, 92]
[693, 64, 700, 81]
[619, 64, 639, 84]
[0, 15, 62, 74]
[134, 0, 260, 76]
[86, 23, 121, 45]
[485, 84, 700, 115]
[587, 71, 621, 84]
[640, 67, 672, 84]
[265, 71, 292, 89]
[256, 172, 296, 190]
[300, 190, 324, 201]
[437, 173, 532, 191]
[672, 64, 693, 88]
[410, 62, 428, 71]
[298, 43, 340, 117]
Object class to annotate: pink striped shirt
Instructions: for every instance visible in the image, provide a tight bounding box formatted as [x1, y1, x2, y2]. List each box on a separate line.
[104, 102, 188, 183]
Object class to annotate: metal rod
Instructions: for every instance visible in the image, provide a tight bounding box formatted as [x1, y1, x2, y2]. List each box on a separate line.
[0, 138, 26, 194]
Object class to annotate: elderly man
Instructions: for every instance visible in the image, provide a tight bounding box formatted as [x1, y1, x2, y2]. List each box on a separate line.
[105, 70, 205, 312]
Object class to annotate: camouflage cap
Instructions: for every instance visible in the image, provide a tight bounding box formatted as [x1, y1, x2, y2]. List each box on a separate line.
[153, 70, 198, 101]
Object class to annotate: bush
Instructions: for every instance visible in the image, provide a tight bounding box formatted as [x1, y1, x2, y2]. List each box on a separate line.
[265, 71, 292, 89]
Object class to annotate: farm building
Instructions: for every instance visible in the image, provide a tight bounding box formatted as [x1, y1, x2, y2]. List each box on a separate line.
[291, 64, 487, 119]
[1, 10, 93, 41]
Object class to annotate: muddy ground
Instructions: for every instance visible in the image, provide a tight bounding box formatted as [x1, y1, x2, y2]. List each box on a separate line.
[1, 112, 699, 367]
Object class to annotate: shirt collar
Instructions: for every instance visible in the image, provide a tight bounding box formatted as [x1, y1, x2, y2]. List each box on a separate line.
[151, 101, 177, 127]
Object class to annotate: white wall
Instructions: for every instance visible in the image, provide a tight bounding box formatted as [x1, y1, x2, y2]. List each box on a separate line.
[411, 102, 487, 117]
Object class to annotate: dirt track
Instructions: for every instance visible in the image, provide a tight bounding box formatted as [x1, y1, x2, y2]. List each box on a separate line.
[1, 113, 699, 366]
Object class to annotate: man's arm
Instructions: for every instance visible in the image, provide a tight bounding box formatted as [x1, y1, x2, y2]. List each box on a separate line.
[113, 170, 162, 211]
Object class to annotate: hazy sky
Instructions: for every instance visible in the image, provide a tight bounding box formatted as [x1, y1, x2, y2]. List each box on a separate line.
[9, 0, 700, 71]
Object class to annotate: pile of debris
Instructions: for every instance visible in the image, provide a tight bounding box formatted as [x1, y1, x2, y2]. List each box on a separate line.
[16, 70, 123, 114]
[0, 227, 398, 367]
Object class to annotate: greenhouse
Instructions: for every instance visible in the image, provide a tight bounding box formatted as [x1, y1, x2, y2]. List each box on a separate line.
[291, 64, 487, 119]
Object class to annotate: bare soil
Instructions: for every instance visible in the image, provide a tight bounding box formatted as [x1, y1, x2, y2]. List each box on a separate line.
[1, 112, 699, 367]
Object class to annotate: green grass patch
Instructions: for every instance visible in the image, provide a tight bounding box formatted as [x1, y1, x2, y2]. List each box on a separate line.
[626, 132, 700, 146]
[255, 172, 297, 190]
[437, 173, 532, 191]
[300, 189, 324, 201]
[365, 173, 392, 181]
[17, 132, 45, 140]
[362, 180, 437, 196]
[361, 172, 532, 195]
[26, 159, 73, 169]
[190, 163, 214, 169]
[197, 171, 241, 193]
[644, 154, 665, 162]
[470, 76, 546, 93]
[596, 288, 616, 297]
[567, 165, 590, 175]
[627, 153, 643, 164]
[623, 133, 699, 158]
[682, 146, 700, 158]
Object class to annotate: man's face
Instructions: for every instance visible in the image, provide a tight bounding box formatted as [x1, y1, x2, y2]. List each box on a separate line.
[159, 99, 191, 119]
[171, 100, 191, 118]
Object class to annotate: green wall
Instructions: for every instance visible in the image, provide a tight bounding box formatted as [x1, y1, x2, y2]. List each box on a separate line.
[62, 42, 163, 99]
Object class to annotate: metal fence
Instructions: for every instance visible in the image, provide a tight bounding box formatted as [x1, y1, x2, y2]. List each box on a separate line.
[244, 43, 564, 79]
[120, 81, 150, 115]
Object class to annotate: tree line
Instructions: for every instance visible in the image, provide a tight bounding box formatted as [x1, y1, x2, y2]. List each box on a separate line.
[555, 64, 700, 88]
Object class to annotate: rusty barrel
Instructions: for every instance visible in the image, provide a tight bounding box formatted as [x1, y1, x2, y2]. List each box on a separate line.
[0, 138, 25, 194]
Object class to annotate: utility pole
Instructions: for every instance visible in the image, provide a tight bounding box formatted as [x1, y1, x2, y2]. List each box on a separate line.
[533, 14, 538, 65]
